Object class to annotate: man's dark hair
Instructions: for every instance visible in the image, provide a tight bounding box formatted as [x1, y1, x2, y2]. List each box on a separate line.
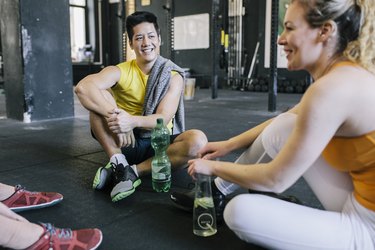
[125, 11, 160, 42]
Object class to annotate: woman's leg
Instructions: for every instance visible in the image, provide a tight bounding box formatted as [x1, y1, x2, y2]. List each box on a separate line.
[214, 134, 272, 195]
[223, 113, 367, 248]
[215, 112, 295, 195]
[224, 194, 373, 250]
[261, 112, 353, 211]
[303, 156, 353, 211]
[0, 203, 43, 249]
[217, 112, 353, 205]
[0, 183, 16, 201]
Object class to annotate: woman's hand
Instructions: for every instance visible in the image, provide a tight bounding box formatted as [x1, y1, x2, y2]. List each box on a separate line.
[187, 158, 217, 178]
[198, 141, 231, 160]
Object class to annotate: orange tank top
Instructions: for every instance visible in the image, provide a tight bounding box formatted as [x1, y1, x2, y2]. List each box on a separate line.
[322, 131, 375, 211]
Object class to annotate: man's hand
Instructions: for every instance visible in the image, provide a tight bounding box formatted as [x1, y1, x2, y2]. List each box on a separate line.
[116, 130, 135, 148]
[107, 108, 135, 133]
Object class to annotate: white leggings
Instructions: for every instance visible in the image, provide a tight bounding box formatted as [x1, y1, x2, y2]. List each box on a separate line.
[217, 113, 375, 249]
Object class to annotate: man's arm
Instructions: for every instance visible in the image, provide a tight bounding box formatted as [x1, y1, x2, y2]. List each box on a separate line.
[74, 66, 121, 118]
[112, 73, 184, 131]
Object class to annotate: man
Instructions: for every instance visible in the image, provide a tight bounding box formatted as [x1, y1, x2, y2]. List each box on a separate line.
[75, 11, 207, 202]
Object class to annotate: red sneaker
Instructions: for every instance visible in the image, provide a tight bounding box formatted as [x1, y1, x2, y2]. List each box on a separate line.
[1, 185, 63, 212]
[26, 223, 103, 250]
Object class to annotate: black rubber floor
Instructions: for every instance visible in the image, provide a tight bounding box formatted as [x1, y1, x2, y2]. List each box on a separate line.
[0, 88, 321, 249]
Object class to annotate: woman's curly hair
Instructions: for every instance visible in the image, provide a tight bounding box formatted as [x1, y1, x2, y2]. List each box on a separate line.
[292, 0, 375, 74]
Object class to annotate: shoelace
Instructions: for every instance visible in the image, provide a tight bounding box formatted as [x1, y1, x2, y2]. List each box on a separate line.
[112, 164, 128, 182]
[41, 223, 73, 249]
[14, 184, 38, 195]
[112, 164, 138, 183]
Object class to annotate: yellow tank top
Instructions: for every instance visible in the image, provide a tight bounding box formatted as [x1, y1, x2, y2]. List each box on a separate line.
[322, 131, 375, 211]
[112, 60, 147, 116]
[112, 60, 176, 132]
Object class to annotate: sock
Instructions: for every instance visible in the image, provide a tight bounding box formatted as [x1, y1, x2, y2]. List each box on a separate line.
[214, 178, 228, 196]
[110, 153, 128, 166]
[130, 164, 139, 177]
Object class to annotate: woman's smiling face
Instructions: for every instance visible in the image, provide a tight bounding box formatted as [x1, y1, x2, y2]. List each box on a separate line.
[278, 1, 322, 72]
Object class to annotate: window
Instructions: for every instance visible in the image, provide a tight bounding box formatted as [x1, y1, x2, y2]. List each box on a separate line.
[70, 0, 88, 62]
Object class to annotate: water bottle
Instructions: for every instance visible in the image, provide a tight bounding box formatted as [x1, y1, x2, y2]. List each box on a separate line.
[151, 118, 171, 192]
[193, 174, 217, 237]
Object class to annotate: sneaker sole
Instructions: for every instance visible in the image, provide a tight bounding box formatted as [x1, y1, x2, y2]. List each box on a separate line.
[10, 197, 64, 212]
[93, 164, 111, 190]
[92, 167, 105, 190]
[91, 230, 103, 250]
[111, 179, 142, 202]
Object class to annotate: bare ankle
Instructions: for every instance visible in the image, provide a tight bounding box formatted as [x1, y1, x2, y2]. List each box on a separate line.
[18, 223, 44, 249]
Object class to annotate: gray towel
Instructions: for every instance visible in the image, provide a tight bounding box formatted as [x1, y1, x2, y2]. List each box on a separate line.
[139, 56, 185, 138]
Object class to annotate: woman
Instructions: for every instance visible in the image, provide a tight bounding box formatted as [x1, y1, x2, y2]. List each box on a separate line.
[0, 183, 102, 249]
[186, 0, 375, 249]
[0, 202, 102, 249]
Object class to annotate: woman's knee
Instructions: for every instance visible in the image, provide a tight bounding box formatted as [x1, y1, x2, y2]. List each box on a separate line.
[224, 194, 276, 230]
[224, 194, 254, 230]
[261, 113, 297, 158]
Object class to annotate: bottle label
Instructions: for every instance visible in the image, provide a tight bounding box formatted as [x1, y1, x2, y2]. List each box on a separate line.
[152, 165, 165, 173]
[197, 213, 215, 229]
[153, 173, 166, 180]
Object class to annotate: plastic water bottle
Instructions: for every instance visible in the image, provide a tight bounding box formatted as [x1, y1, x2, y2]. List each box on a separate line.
[151, 118, 171, 192]
[193, 174, 217, 237]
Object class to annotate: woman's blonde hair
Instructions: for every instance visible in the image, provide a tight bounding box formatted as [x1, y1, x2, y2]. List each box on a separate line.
[292, 0, 375, 74]
[345, 0, 375, 74]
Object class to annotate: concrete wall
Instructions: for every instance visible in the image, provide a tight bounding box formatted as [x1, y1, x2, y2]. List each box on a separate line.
[0, 0, 74, 122]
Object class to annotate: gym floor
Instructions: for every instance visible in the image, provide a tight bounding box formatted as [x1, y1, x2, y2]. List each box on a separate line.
[0, 88, 322, 249]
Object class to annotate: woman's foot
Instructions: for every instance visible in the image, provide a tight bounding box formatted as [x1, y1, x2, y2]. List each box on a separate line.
[26, 223, 103, 250]
[1, 185, 63, 212]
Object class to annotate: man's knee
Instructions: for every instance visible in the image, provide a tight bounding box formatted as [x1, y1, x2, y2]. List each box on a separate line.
[181, 129, 207, 157]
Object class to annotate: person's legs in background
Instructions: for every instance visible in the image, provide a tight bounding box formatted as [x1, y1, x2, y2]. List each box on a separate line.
[0, 183, 63, 212]
[0, 202, 103, 250]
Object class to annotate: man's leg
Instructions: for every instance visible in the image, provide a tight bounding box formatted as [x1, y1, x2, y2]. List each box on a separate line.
[89, 90, 140, 202]
[89, 90, 123, 159]
[135, 129, 207, 176]
[111, 129, 206, 202]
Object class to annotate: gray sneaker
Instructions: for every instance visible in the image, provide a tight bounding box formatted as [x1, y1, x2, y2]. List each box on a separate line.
[110, 164, 141, 202]
[92, 162, 113, 190]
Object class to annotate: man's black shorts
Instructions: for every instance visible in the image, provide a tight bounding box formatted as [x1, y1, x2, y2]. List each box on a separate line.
[92, 128, 180, 165]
